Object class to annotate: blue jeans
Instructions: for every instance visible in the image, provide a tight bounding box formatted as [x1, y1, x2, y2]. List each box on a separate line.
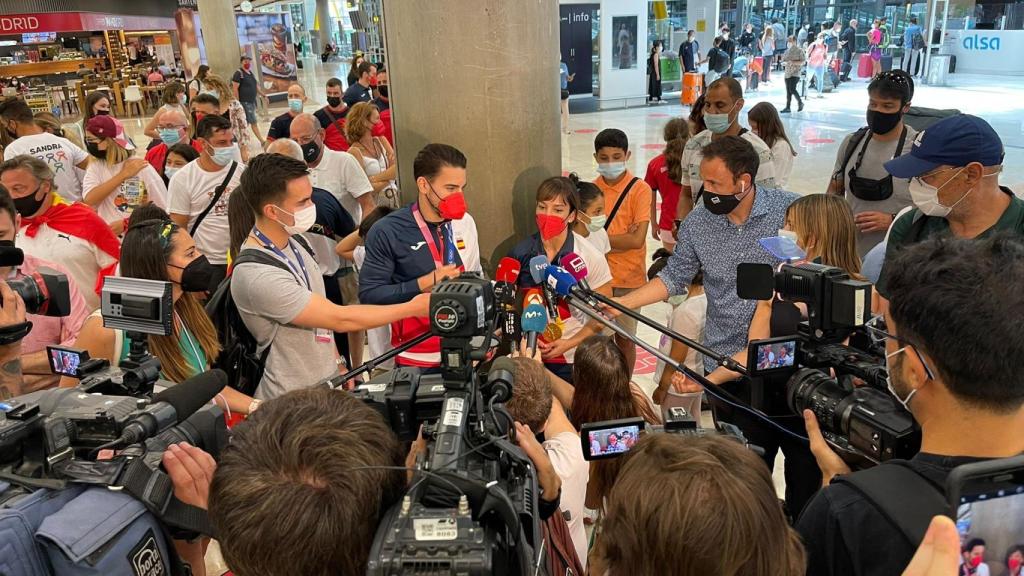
[813, 64, 826, 94]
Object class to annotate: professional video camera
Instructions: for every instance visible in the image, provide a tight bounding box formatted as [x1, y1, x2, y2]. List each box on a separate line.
[0, 278, 229, 576]
[0, 243, 71, 317]
[737, 260, 920, 465]
[49, 277, 173, 397]
[344, 274, 546, 576]
[580, 406, 752, 460]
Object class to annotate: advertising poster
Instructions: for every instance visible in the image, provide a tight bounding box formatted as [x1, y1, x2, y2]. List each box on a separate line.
[175, 8, 206, 81]
[612, 15, 638, 69]
[235, 12, 298, 95]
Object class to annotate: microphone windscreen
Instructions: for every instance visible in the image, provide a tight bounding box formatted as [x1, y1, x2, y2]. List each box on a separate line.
[496, 257, 522, 284]
[523, 287, 544, 307]
[528, 255, 549, 284]
[521, 303, 549, 333]
[543, 266, 578, 297]
[559, 252, 588, 281]
[736, 263, 776, 301]
[153, 368, 228, 421]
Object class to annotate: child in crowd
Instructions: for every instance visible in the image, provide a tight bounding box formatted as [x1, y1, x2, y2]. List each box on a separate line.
[337, 206, 395, 373]
[653, 264, 707, 415]
[570, 174, 610, 255]
[644, 118, 689, 251]
[593, 128, 654, 374]
[749, 102, 797, 187]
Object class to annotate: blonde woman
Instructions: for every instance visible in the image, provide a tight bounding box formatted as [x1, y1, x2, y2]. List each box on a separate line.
[345, 101, 399, 208]
[34, 111, 85, 151]
[82, 115, 167, 235]
[203, 74, 257, 162]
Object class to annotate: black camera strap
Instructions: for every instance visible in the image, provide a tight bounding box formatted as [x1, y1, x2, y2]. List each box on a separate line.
[832, 460, 947, 546]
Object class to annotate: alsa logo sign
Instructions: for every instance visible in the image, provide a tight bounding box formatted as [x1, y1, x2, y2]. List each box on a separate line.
[0, 17, 40, 32]
[962, 35, 1001, 51]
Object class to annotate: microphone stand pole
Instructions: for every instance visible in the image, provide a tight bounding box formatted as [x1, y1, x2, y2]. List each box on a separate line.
[586, 290, 749, 375]
[324, 331, 433, 389]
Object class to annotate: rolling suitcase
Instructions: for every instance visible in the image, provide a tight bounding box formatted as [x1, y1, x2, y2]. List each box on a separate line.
[881, 55, 893, 72]
[858, 54, 873, 78]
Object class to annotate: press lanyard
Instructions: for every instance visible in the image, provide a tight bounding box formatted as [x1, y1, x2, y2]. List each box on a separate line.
[176, 311, 205, 374]
[411, 203, 456, 265]
[251, 227, 311, 288]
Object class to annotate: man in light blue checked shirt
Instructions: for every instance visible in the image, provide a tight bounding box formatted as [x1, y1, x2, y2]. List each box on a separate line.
[615, 136, 798, 374]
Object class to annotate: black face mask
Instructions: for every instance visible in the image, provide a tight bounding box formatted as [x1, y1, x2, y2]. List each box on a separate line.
[95, 110, 110, 116]
[301, 139, 321, 163]
[86, 142, 105, 159]
[170, 254, 215, 293]
[13, 185, 46, 218]
[326, 96, 342, 108]
[866, 109, 902, 135]
[701, 183, 750, 215]
[378, 85, 389, 98]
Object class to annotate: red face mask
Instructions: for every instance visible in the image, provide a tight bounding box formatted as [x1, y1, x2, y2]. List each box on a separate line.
[971, 556, 983, 568]
[435, 191, 467, 221]
[194, 112, 205, 123]
[243, 61, 251, 70]
[1010, 558, 1022, 572]
[536, 213, 568, 240]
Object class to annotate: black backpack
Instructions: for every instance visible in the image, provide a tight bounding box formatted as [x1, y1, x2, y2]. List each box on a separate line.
[206, 237, 314, 397]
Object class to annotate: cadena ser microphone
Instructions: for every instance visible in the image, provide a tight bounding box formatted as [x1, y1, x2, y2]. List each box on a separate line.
[494, 257, 521, 307]
[119, 368, 228, 445]
[521, 303, 549, 356]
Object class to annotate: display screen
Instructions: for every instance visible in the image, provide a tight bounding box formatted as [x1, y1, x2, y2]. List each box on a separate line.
[47, 346, 83, 377]
[22, 32, 57, 44]
[753, 339, 798, 372]
[586, 425, 640, 458]
[955, 486, 1024, 575]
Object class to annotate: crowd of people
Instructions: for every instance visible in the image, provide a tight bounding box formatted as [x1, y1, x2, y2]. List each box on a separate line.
[0, 39, 1021, 576]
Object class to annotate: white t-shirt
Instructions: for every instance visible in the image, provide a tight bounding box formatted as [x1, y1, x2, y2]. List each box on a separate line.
[4, 133, 88, 202]
[680, 129, 777, 201]
[83, 160, 168, 226]
[770, 138, 796, 188]
[654, 292, 708, 382]
[559, 232, 613, 363]
[308, 149, 373, 223]
[543, 431, 590, 570]
[168, 161, 245, 265]
[18, 220, 117, 310]
[354, 245, 393, 370]
[581, 227, 611, 255]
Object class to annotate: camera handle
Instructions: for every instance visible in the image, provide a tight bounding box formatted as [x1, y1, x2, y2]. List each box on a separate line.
[589, 291, 749, 375]
[569, 296, 810, 443]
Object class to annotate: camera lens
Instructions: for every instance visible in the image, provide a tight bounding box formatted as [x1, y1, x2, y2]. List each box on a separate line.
[787, 367, 851, 435]
[6, 276, 44, 314]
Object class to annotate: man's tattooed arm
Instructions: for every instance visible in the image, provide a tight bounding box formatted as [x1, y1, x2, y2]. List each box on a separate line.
[0, 344, 23, 400]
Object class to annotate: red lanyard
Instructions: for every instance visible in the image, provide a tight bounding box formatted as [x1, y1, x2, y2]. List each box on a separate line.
[412, 203, 444, 265]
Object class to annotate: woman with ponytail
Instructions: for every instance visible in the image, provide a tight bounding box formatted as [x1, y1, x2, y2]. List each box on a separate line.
[644, 118, 689, 250]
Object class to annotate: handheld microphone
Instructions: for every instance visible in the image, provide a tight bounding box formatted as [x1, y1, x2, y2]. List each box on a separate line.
[558, 252, 600, 307]
[502, 309, 521, 343]
[521, 303, 548, 356]
[528, 255, 549, 284]
[119, 369, 228, 445]
[543, 266, 595, 307]
[493, 257, 521, 307]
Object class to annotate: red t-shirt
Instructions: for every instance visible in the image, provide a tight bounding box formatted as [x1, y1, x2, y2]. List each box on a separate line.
[644, 153, 682, 231]
[315, 107, 351, 152]
[145, 140, 205, 176]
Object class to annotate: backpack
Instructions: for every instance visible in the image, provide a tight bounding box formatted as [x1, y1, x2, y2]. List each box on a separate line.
[206, 236, 315, 397]
[543, 508, 586, 576]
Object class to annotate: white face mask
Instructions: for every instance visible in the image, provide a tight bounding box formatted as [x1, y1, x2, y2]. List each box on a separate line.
[274, 204, 317, 235]
[583, 213, 607, 232]
[908, 167, 971, 218]
[885, 347, 917, 410]
[778, 229, 799, 242]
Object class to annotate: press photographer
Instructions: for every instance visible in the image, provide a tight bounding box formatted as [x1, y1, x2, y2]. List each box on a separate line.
[797, 234, 1024, 576]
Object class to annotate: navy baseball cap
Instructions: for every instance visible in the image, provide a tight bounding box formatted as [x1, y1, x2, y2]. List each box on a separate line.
[884, 114, 1004, 179]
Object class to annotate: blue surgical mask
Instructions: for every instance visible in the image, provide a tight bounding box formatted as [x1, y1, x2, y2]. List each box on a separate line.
[209, 143, 238, 167]
[158, 128, 182, 146]
[164, 166, 180, 180]
[288, 98, 303, 113]
[704, 111, 733, 134]
[596, 162, 627, 180]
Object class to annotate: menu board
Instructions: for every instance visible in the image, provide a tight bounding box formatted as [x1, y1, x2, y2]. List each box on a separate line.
[22, 32, 57, 44]
[235, 12, 298, 95]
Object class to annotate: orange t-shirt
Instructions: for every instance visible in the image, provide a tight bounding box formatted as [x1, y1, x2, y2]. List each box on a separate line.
[594, 170, 653, 289]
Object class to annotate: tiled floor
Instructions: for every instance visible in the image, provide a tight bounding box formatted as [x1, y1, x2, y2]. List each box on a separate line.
[107, 58, 1022, 504]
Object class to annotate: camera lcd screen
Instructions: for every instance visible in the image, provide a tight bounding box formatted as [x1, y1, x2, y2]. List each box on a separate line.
[581, 418, 644, 461]
[748, 337, 800, 375]
[47, 346, 85, 377]
[954, 486, 1024, 574]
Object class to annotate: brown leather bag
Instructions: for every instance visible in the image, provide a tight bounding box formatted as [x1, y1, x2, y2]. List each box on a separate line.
[544, 508, 585, 576]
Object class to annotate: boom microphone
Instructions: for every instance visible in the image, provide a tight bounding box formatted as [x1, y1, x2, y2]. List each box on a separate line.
[543, 265, 591, 304]
[494, 257, 521, 307]
[119, 368, 228, 445]
[521, 303, 548, 356]
[557, 253, 600, 307]
[528, 255, 548, 284]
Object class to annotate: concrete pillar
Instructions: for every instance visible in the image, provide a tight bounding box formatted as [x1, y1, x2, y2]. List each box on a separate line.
[687, 0, 720, 63]
[196, 0, 241, 79]
[315, 0, 334, 50]
[381, 0, 561, 271]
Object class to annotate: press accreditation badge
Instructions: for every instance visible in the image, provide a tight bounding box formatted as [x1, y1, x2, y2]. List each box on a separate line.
[315, 328, 332, 344]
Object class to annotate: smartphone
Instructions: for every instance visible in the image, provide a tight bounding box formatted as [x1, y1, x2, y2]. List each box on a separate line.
[46, 345, 89, 378]
[747, 336, 801, 377]
[946, 455, 1024, 570]
[580, 417, 645, 461]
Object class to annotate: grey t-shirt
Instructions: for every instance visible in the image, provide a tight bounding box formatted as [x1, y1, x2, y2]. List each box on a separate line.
[833, 125, 917, 257]
[231, 242, 339, 400]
